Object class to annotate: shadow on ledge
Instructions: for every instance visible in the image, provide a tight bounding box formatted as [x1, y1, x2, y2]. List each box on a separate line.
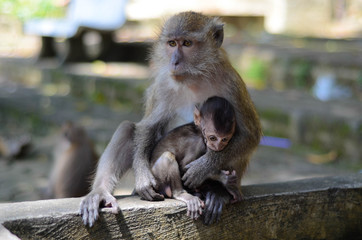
[0, 174, 361, 240]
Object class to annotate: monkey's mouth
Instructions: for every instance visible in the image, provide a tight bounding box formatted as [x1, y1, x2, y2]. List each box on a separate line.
[171, 72, 187, 81]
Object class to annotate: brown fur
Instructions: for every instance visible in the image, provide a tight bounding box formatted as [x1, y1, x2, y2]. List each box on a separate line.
[80, 11, 261, 227]
[48, 122, 98, 198]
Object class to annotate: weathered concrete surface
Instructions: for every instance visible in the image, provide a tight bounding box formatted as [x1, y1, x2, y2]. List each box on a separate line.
[0, 225, 19, 240]
[1, 174, 361, 240]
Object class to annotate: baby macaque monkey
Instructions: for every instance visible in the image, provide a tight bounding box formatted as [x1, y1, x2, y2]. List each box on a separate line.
[47, 122, 98, 198]
[151, 96, 242, 219]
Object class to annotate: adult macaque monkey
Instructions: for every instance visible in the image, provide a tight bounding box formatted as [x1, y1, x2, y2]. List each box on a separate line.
[80, 11, 261, 226]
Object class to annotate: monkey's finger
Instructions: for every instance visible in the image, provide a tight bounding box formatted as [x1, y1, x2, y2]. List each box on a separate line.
[208, 208, 217, 225]
[200, 199, 205, 208]
[147, 188, 164, 201]
[87, 204, 98, 227]
[104, 194, 119, 214]
[189, 179, 202, 189]
[140, 187, 164, 201]
[182, 174, 196, 188]
[188, 205, 196, 219]
[82, 211, 89, 226]
[216, 202, 223, 223]
[81, 206, 89, 226]
[198, 199, 204, 216]
[88, 212, 95, 228]
[188, 201, 195, 219]
[182, 167, 198, 188]
[139, 190, 152, 201]
[207, 200, 221, 225]
[186, 201, 192, 218]
[193, 202, 201, 219]
[203, 193, 215, 225]
[191, 204, 200, 220]
[187, 203, 193, 219]
[79, 200, 85, 215]
[183, 161, 194, 170]
[203, 208, 212, 225]
[204, 193, 210, 208]
[109, 201, 119, 214]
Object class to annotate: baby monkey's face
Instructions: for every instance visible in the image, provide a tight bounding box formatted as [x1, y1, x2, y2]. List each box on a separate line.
[201, 119, 234, 152]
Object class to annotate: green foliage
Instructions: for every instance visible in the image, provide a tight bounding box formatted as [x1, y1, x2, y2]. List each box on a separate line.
[292, 60, 312, 88]
[0, 0, 65, 21]
[243, 58, 268, 89]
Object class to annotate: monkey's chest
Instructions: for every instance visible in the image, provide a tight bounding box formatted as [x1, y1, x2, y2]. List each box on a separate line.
[167, 105, 195, 131]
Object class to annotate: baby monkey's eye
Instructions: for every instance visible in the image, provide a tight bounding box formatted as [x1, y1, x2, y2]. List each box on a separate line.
[168, 40, 177, 47]
[222, 138, 228, 142]
[183, 40, 192, 47]
[208, 136, 217, 141]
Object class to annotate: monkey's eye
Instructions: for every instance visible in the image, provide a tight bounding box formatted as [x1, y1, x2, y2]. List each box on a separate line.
[168, 40, 177, 47]
[183, 40, 192, 47]
[222, 138, 228, 142]
[208, 136, 217, 141]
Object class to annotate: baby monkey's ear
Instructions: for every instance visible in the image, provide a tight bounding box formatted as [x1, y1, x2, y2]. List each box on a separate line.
[193, 105, 201, 126]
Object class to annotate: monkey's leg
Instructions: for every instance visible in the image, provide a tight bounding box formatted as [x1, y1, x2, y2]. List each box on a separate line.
[152, 152, 204, 219]
[80, 121, 135, 227]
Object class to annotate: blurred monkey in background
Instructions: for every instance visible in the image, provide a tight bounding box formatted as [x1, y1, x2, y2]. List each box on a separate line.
[47, 122, 98, 198]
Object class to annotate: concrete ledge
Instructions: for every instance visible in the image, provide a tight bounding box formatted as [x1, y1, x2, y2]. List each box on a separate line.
[1, 174, 361, 239]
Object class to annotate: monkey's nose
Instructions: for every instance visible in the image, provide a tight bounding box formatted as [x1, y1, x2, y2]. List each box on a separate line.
[171, 50, 182, 67]
[172, 59, 180, 67]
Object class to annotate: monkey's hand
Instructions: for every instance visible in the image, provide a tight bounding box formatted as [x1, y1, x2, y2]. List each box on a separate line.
[203, 187, 230, 225]
[220, 170, 243, 203]
[135, 168, 164, 201]
[79, 189, 118, 227]
[182, 156, 213, 189]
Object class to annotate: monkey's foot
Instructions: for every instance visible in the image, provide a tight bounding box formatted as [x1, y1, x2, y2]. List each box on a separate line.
[186, 196, 205, 220]
[174, 192, 204, 220]
[135, 169, 165, 201]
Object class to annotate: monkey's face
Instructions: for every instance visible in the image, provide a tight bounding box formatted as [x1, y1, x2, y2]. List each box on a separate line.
[157, 11, 225, 82]
[202, 119, 234, 152]
[165, 38, 200, 82]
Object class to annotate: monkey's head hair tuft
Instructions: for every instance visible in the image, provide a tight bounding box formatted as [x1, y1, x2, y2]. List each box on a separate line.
[160, 11, 224, 46]
[200, 96, 235, 134]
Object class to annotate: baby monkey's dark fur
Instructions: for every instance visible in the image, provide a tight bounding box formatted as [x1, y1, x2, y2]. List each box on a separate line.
[151, 96, 242, 220]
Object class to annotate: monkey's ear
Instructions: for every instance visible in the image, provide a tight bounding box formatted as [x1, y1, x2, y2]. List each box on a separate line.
[213, 24, 224, 48]
[194, 107, 201, 126]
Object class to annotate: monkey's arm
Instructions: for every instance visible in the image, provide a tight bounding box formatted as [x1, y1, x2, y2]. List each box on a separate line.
[182, 132, 246, 189]
[133, 109, 170, 201]
[80, 121, 136, 227]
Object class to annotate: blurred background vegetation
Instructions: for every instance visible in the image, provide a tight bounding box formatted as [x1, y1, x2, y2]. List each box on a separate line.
[0, 0, 66, 20]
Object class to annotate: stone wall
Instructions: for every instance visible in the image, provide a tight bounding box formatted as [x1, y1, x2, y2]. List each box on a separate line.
[1, 175, 361, 239]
